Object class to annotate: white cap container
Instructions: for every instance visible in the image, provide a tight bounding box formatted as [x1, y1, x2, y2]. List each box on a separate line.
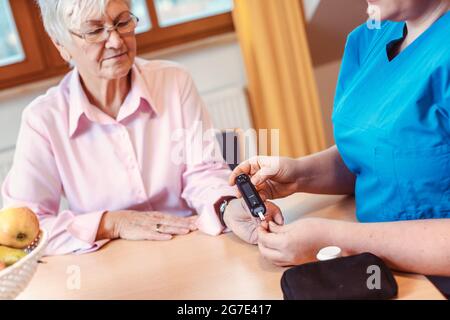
[316, 246, 342, 261]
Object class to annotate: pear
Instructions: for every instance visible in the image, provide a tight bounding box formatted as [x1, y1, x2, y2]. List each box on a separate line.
[0, 246, 27, 266]
[0, 207, 40, 249]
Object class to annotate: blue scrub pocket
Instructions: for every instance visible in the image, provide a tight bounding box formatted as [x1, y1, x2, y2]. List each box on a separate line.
[371, 145, 404, 220]
[393, 145, 450, 219]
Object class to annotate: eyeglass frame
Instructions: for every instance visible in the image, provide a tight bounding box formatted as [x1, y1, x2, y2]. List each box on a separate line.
[69, 12, 140, 43]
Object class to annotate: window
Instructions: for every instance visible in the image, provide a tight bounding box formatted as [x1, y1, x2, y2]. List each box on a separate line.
[0, 0, 25, 67]
[131, 0, 152, 33]
[0, 0, 234, 90]
[135, 0, 234, 52]
[0, 0, 47, 88]
[155, 0, 233, 27]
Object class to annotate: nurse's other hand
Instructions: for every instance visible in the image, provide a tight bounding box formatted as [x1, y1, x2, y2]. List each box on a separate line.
[229, 156, 301, 201]
[97, 210, 198, 241]
[223, 198, 284, 244]
[257, 218, 325, 266]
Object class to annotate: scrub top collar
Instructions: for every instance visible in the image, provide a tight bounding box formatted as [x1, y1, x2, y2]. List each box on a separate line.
[384, 10, 450, 62]
[386, 24, 408, 61]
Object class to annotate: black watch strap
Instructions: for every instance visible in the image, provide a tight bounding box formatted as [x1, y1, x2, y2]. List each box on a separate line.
[214, 196, 237, 228]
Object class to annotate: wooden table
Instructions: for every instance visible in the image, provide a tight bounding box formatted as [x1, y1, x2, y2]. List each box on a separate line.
[18, 194, 445, 300]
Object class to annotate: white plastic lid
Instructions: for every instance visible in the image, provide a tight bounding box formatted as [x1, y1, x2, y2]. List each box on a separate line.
[316, 246, 342, 261]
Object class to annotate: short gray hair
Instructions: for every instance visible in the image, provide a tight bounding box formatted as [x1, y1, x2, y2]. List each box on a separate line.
[36, 0, 131, 45]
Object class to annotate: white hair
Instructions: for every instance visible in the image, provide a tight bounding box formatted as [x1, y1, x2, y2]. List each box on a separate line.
[35, 0, 131, 45]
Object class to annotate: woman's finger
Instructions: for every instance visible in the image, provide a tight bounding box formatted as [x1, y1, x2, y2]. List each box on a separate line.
[229, 159, 252, 185]
[254, 184, 271, 201]
[155, 224, 191, 235]
[268, 221, 284, 233]
[148, 232, 173, 241]
[160, 217, 194, 229]
[188, 217, 199, 230]
[229, 156, 264, 185]
[127, 226, 173, 241]
[273, 212, 284, 225]
[264, 201, 282, 220]
[188, 215, 198, 222]
[187, 216, 199, 230]
[260, 220, 269, 230]
[148, 213, 194, 229]
[259, 191, 269, 202]
[250, 172, 266, 186]
[257, 226, 285, 250]
[257, 240, 284, 264]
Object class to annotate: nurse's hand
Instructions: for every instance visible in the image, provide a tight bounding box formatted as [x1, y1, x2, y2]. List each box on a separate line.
[257, 218, 325, 266]
[229, 156, 301, 201]
[97, 210, 198, 241]
[223, 198, 284, 244]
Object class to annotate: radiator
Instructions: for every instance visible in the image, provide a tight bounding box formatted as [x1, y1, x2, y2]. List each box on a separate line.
[202, 86, 257, 166]
[202, 86, 253, 131]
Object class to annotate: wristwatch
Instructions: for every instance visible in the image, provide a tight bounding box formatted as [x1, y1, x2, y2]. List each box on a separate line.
[214, 196, 237, 228]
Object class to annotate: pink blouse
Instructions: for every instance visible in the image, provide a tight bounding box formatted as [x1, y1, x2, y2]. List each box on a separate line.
[2, 58, 236, 255]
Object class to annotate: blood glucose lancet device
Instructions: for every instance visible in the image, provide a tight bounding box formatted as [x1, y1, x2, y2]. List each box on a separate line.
[235, 174, 266, 221]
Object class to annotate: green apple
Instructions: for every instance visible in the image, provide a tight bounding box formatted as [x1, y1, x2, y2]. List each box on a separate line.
[0, 246, 27, 266]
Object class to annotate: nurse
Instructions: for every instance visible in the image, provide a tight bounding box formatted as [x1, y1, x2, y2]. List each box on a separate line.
[224, 0, 450, 276]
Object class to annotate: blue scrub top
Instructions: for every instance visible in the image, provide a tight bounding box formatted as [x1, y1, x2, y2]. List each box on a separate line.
[332, 12, 450, 222]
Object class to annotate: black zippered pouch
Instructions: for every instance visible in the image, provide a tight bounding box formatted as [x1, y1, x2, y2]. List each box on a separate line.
[427, 275, 450, 299]
[281, 252, 398, 300]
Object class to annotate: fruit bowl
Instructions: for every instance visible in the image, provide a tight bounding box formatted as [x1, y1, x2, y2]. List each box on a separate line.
[0, 230, 48, 300]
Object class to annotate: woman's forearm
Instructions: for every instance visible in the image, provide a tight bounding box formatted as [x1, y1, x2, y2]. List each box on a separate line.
[325, 218, 450, 276]
[295, 145, 356, 195]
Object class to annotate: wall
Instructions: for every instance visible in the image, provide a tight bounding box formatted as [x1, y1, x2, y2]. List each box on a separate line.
[305, 0, 369, 146]
[142, 33, 247, 94]
[313, 60, 341, 145]
[306, 0, 368, 66]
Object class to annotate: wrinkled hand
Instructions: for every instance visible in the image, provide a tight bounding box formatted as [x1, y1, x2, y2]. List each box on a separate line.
[100, 210, 198, 241]
[257, 218, 325, 266]
[223, 198, 284, 244]
[229, 156, 301, 201]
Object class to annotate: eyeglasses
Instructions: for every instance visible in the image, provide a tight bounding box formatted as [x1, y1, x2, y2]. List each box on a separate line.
[70, 12, 139, 44]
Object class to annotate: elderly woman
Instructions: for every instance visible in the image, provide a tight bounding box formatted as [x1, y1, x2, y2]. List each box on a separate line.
[225, 0, 450, 276]
[2, 0, 278, 255]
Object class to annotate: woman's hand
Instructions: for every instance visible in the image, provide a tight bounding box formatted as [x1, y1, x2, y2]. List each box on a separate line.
[223, 198, 284, 244]
[228, 156, 301, 201]
[257, 218, 328, 266]
[97, 210, 198, 241]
